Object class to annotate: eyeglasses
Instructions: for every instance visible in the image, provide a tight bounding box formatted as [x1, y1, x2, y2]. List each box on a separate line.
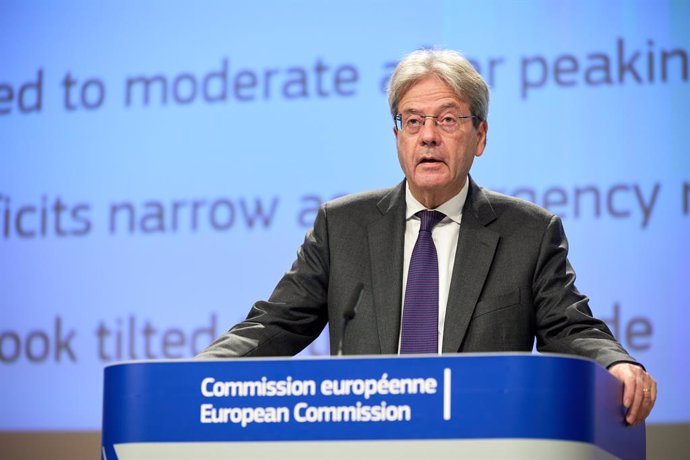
[394, 113, 479, 134]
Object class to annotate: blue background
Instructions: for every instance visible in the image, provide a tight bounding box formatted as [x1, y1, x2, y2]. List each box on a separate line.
[1, 0, 689, 429]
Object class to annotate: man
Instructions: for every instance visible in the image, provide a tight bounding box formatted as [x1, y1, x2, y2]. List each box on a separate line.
[198, 49, 656, 425]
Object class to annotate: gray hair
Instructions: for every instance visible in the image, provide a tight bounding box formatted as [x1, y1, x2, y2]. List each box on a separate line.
[387, 49, 489, 127]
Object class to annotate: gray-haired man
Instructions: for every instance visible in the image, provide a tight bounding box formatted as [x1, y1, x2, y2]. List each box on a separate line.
[198, 49, 656, 425]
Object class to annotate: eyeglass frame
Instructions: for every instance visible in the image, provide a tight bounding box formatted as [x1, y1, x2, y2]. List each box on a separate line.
[394, 113, 481, 133]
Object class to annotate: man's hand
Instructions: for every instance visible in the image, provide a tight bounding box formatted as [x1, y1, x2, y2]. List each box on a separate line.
[608, 363, 657, 425]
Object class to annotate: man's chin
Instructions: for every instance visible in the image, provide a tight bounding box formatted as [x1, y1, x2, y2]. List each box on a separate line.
[408, 179, 457, 204]
[410, 174, 452, 191]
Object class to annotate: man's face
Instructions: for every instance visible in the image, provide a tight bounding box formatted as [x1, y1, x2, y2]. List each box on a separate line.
[394, 75, 487, 208]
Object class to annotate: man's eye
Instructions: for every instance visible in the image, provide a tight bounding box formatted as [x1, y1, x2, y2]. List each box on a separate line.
[441, 115, 456, 124]
[406, 117, 421, 126]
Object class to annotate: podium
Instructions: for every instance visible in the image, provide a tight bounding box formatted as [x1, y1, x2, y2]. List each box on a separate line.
[102, 354, 644, 459]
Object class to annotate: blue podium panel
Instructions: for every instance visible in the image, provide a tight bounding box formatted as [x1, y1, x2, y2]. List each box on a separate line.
[101, 354, 645, 460]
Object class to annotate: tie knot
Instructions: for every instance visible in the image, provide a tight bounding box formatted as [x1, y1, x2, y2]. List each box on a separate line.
[417, 210, 445, 232]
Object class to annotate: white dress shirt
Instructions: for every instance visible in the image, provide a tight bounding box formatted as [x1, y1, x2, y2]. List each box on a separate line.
[399, 179, 469, 354]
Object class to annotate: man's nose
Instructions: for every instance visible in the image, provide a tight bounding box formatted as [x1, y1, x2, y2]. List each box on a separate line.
[419, 118, 440, 146]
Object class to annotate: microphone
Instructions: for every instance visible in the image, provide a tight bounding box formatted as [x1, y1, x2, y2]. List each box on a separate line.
[337, 283, 364, 356]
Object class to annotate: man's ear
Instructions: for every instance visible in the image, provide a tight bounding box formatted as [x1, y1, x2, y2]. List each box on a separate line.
[475, 120, 488, 157]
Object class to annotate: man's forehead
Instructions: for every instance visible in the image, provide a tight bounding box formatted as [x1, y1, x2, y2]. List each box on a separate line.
[398, 76, 467, 111]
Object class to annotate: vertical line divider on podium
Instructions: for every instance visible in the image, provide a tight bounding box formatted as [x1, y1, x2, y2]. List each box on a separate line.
[102, 353, 645, 460]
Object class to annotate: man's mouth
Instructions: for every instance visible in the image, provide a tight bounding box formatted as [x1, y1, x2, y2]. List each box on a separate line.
[418, 158, 442, 164]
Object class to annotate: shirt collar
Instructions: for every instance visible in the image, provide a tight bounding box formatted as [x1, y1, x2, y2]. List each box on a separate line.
[405, 178, 468, 225]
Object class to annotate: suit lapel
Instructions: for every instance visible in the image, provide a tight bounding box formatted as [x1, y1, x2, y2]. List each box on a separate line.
[442, 178, 499, 353]
[368, 182, 406, 354]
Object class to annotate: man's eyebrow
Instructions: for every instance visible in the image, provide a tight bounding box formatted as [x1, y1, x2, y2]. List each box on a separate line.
[401, 102, 461, 114]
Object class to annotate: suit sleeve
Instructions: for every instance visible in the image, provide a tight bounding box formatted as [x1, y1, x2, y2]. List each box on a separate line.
[533, 215, 640, 368]
[196, 205, 331, 358]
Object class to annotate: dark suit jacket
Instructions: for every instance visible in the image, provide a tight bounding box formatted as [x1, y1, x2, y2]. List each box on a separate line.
[198, 177, 635, 368]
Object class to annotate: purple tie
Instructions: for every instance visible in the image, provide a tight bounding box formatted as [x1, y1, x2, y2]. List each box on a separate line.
[400, 210, 445, 354]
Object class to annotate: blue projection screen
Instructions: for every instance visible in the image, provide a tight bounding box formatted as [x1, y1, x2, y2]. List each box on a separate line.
[1, 1, 689, 429]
